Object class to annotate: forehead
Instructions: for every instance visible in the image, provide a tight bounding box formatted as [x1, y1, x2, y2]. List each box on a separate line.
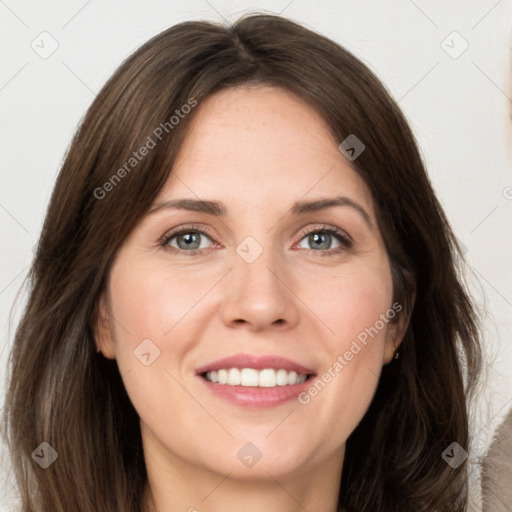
[158, 85, 374, 217]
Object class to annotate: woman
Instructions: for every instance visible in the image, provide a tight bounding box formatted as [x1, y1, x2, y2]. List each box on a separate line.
[2, 13, 482, 512]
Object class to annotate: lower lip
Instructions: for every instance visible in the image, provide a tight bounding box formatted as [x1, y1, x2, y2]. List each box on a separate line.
[198, 375, 315, 408]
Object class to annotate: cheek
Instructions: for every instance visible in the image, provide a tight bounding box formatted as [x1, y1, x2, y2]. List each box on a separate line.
[294, 260, 393, 433]
[107, 257, 206, 345]
[301, 257, 393, 351]
[104, 257, 206, 395]
[104, 258, 208, 428]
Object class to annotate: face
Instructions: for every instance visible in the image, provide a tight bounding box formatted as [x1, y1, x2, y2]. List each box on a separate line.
[96, 85, 404, 486]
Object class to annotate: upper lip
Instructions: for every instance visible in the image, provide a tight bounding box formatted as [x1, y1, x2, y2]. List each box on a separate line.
[195, 353, 316, 375]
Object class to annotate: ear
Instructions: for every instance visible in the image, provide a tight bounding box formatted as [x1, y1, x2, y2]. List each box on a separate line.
[383, 318, 406, 364]
[92, 292, 116, 359]
[383, 292, 415, 364]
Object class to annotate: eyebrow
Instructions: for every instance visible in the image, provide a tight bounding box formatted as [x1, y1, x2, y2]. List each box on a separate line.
[148, 196, 373, 228]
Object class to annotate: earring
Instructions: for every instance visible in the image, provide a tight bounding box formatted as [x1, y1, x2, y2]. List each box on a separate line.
[393, 345, 400, 360]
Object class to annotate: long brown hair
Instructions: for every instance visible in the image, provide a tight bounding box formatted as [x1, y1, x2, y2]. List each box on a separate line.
[2, 13, 482, 512]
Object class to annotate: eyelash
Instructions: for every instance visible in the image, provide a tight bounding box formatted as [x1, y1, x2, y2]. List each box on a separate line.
[160, 223, 353, 257]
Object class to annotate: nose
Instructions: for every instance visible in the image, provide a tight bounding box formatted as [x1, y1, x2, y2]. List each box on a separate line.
[220, 247, 300, 332]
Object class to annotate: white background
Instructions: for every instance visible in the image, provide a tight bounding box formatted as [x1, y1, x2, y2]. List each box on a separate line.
[1, 1, 511, 510]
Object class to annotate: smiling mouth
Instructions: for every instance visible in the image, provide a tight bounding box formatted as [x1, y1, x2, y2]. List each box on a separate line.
[200, 368, 315, 387]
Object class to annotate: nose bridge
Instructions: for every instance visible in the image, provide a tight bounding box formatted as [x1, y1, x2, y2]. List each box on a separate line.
[241, 243, 279, 288]
[220, 234, 299, 329]
[234, 235, 285, 300]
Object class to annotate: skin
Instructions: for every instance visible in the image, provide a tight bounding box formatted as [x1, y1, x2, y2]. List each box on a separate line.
[95, 85, 407, 512]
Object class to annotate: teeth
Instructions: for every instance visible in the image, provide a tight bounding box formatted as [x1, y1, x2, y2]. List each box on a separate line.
[204, 368, 308, 387]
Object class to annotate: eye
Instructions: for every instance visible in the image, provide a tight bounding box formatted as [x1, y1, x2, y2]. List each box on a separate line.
[295, 225, 352, 255]
[161, 224, 216, 255]
[160, 223, 352, 257]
